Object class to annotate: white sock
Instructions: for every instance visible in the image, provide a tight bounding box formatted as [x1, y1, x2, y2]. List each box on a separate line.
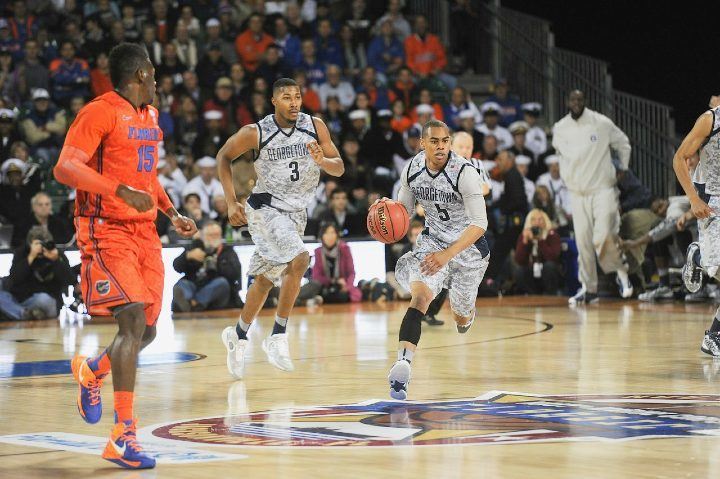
[275, 315, 288, 327]
[397, 348, 414, 363]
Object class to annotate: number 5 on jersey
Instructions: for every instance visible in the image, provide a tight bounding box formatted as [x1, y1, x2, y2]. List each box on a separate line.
[435, 203, 450, 221]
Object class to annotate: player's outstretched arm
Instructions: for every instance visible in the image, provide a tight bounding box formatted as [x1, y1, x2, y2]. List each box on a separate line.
[217, 124, 258, 226]
[309, 117, 344, 177]
[673, 113, 713, 219]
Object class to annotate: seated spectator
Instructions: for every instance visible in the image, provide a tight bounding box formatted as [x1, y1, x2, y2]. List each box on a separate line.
[8, 1, 38, 44]
[390, 66, 417, 112]
[274, 17, 301, 68]
[183, 156, 224, 216]
[410, 88, 444, 123]
[477, 102, 513, 150]
[120, 6, 141, 42]
[317, 64, 355, 110]
[339, 135, 366, 189]
[177, 5, 201, 40]
[156, 43, 187, 85]
[12, 192, 71, 247]
[0, 19, 22, 61]
[173, 24, 199, 71]
[149, 0, 173, 43]
[347, 108, 370, 141]
[298, 39, 326, 87]
[315, 19, 344, 68]
[346, 0, 372, 44]
[20, 88, 68, 165]
[339, 24, 367, 79]
[90, 52, 113, 97]
[488, 78, 523, 127]
[323, 95, 348, 139]
[0, 109, 21, 162]
[285, 1, 312, 39]
[356, 66, 395, 111]
[172, 221, 242, 312]
[174, 95, 200, 154]
[157, 154, 188, 207]
[256, 44, 292, 88]
[385, 219, 424, 300]
[163, 192, 209, 243]
[390, 99, 413, 134]
[204, 18, 238, 65]
[82, 15, 112, 63]
[532, 185, 562, 231]
[480, 134, 499, 162]
[457, 110, 484, 156]
[235, 13, 274, 73]
[177, 71, 202, 107]
[513, 209, 563, 295]
[0, 158, 41, 227]
[196, 42, 230, 92]
[15, 39, 49, 102]
[404, 14, 455, 89]
[0, 226, 74, 320]
[444, 86, 481, 131]
[49, 41, 90, 107]
[616, 163, 653, 214]
[368, 19, 404, 79]
[536, 155, 572, 228]
[452, 131, 491, 195]
[361, 109, 403, 191]
[212, 194, 230, 234]
[293, 69, 321, 113]
[508, 120, 537, 164]
[515, 155, 535, 207]
[296, 223, 361, 305]
[315, 188, 365, 237]
[192, 110, 229, 159]
[373, 0, 412, 40]
[204, 77, 238, 132]
[0, 49, 18, 106]
[522, 102, 548, 159]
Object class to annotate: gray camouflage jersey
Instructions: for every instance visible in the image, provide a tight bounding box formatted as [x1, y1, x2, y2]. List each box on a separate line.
[701, 107, 720, 194]
[405, 151, 488, 253]
[253, 112, 321, 211]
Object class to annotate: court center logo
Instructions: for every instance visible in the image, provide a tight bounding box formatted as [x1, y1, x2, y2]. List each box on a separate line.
[151, 392, 720, 447]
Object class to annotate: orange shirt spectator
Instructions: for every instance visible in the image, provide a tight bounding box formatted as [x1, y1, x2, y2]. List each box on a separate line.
[302, 86, 321, 114]
[234, 14, 274, 73]
[404, 16, 447, 76]
[90, 53, 113, 97]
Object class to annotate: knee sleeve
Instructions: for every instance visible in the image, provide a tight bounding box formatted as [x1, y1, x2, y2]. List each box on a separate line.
[399, 307, 424, 345]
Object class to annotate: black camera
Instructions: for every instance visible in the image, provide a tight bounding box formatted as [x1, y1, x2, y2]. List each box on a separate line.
[41, 240, 56, 250]
[531, 226, 541, 237]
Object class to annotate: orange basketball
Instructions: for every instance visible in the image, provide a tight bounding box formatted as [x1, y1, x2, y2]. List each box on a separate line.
[367, 199, 410, 244]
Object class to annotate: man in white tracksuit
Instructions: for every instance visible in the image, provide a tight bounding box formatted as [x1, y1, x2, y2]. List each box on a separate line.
[552, 90, 633, 304]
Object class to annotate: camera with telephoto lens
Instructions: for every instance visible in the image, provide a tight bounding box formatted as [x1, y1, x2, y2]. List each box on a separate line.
[41, 240, 56, 250]
[531, 226, 541, 237]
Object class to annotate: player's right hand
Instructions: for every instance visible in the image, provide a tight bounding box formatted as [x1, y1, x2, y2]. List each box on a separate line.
[691, 197, 713, 219]
[228, 201, 247, 226]
[116, 184, 154, 212]
[371, 197, 391, 207]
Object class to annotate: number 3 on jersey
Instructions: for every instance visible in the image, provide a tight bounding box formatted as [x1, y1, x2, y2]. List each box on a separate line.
[289, 161, 299, 181]
[137, 145, 155, 172]
[435, 203, 450, 221]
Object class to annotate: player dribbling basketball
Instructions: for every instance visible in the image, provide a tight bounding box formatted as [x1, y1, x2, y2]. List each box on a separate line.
[383, 120, 490, 399]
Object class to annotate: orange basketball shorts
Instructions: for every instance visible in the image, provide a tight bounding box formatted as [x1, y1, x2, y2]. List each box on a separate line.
[75, 217, 164, 325]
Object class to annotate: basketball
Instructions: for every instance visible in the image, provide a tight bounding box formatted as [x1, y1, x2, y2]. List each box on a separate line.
[367, 200, 410, 244]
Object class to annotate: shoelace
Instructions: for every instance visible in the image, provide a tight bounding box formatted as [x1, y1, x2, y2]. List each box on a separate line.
[272, 338, 290, 357]
[87, 377, 103, 406]
[691, 266, 701, 284]
[119, 421, 144, 453]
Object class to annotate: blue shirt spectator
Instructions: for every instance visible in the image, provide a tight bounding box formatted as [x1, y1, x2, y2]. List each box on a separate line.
[299, 39, 326, 87]
[315, 19, 344, 68]
[0, 19, 23, 61]
[49, 42, 90, 106]
[487, 78, 523, 127]
[367, 19, 404, 76]
[8, 1, 39, 44]
[273, 17, 302, 69]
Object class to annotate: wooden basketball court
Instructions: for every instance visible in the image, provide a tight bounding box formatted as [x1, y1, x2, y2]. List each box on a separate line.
[1, 297, 719, 478]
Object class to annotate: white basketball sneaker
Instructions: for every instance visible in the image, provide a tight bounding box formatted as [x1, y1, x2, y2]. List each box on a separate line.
[262, 334, 294, 371]
[388, 360, 412, 400]
[221, 326, 248, 380]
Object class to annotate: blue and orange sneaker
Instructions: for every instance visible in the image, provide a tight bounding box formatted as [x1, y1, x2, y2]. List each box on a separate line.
[70, 354, 105, 424]
[102, 419, 156, 469]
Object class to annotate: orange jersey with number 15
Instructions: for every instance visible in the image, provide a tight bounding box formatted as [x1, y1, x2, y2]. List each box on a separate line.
[63, 91, 164, 221]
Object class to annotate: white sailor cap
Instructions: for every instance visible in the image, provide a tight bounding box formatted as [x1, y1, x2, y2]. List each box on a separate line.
[480, 102, 501, 115]
[509, 121, 530, 134]
[203, 110, 223, 121]
[196, 156, 217, 168]
[416, 104, 434, 115]
[458, 109, 475, 120]
[544, 154, 560, 165]
[522, 102, 542, 114]
[348, 110, 366, 120]
[515, 155, 531, 166]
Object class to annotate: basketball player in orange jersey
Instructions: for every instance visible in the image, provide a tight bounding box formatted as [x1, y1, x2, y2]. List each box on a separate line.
[53, 43, 197, 469]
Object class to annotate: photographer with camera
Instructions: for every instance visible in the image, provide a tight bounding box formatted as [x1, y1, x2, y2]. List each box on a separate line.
[513, 209, 563, 295]
[0, 226, 75, 320]
[171, 221, 242, 313]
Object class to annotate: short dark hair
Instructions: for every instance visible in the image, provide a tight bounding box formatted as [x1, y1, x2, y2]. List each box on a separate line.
[421, 120, 449, 138]
[109, 43, 150, 88]
[272, 77, 298, 95]
[318, 221, 339, 237]
[330, 188, 347, 200]
[27, 225, 52, 245]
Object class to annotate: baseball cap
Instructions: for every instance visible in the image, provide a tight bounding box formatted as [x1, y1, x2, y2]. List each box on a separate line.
[203, 110, 223, 121]
[206, 18, 220, 28]
[32, 88, 51, 101]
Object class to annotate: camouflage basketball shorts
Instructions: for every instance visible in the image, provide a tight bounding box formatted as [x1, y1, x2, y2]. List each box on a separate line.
[699, 195, 720, 279]
[395, 233, 489, 318]
[246, 203, 308, 287]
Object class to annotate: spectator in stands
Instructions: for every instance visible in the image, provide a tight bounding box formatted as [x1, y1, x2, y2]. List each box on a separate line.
[82, 15, 111, 63]
[390, 99, 413, 134]
[0, 109, 20, 162]
[522, 102, 548, 159]
[444, 87, 481, 131]
[192, 110, 229, 159]
[315, 18, 344, 68]
[488, 78, 523, 127]
[323, 95, 348, 139]
[174, 95, 200, 153]
[172, 24, 198, 71]
[315, 188, 364, 237]
[339, 24, 367, 79]
[485, 150, 528, 289]
[90, 52, 113, 97]
[204, 18, 238, 65]
[203, 77, 238, 133]
[235, 13, 274, 73]
[0, 158, 40, 226]
[535, 155, 572, 231]
[346, 0, 372, 44]
[212, 194, 230, 234]
[0, 226, 74, 320]
[172, 221, 242, 312]
[164, 192, 209, 243]
[120, 5, 141, 42]
[12, 191, 71, 248]
[8, 1, 38, 43]
[0, 49, 18, 105]
[274, 17, 301, 68]
[178, 70, 202, 106]
[307, 222, 361, 303]
[256, 44, 292, 87]
[514, 209, 563, 295]
[411, 88, 444, 123]
[508, 121, 541, 178]
[0, 19, 21, 61]
[183, 156, 224, 216]
[317, 64, 355, 110]
[149, 0, 173, 43]
[299, 38, 326, 87]
[457, 110, 484, 156]
[228, 63, 250, 103]
[15, 39, 49, 102]
[391, 66, 417, 112]
[156, 43, 187, 84]
[373, 0, 411, 40]
[348, 108, 370, 141]
[404, 14, 455, 89]
[339, 135, 366, 189]
[367, 19, 404, 80]
[478, 102, 513, 150]
[21, 88, 67, 164]
[532, 185, 560, 227]
[616, 163, 653, 213]
[285, 1, 312, 39]
[157, 154, 188, 207]
[49, 41, 90, 106]
[293, 69, 321, 113]
[177, 5, 201, 39]
[480, 134, 498, 162]
[355, 66, 393, 111]
[515, 155, 535, 207]
[141, 24, 163, 66]
[362, 109, 402, 188]
[385, 219, 424, 301]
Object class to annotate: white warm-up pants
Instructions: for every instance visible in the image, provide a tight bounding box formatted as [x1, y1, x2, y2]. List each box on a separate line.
[570, 187, 627, 293]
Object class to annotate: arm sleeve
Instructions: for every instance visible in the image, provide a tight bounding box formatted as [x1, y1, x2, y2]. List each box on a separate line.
[53, 102, 120, 196]
[457, 166, 488, 231]
[397, 162, 416, 216]
[607, 118, 631, 170]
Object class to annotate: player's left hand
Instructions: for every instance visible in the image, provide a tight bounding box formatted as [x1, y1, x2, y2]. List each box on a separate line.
[420, 250, 452, 276]
[307, 140, 324, 166]
[172, 214, 198, 238]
